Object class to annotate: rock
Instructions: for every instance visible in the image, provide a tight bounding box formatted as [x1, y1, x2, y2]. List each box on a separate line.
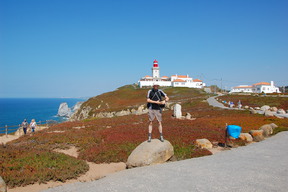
[249, 130, 264, 142]
[70, 106, 92, 120]
[131, 109, 137, 114]
[277, 109, 286, 114]
[270, 107, 278, 112]
[115, 109, 131, 117]
[264, 110, 274, 117]
[260, 105, 270, 111]
[259, 124, 274, 137]
[72, 101, 84, 112]
[239, 133, 253, 142]
[174, 104, 182, 118]
[257, 110, 265, 115]
[0, 176, 6, 192]
[57, 102, 72, 117]
[195, 139, 213, 149]
[186, 113, 192, 120]
[250, 109, 257, 114]
[135, 105, 147, 115]
[126, 139, 174, 168]
[244, 106, 249, 109]
[270, 123, 278, 129]
[255, 107, 260, 110]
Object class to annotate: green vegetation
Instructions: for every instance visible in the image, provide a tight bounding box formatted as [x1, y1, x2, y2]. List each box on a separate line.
[0, 145, 89, 188]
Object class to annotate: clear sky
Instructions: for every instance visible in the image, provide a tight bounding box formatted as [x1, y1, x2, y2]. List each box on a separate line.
[0, 0, 287, 98]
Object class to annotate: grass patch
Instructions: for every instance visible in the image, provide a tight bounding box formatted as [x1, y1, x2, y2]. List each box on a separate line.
[272, 127, 288, 135]
[0, 145, 89, 188]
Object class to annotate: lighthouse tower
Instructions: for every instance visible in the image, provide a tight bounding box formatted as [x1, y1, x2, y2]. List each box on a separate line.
[152, 59, 160, 79]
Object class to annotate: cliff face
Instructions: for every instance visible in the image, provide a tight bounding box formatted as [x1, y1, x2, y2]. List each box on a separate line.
[70, 84, 207, 121]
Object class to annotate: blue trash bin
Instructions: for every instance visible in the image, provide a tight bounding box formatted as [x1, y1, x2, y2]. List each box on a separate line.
[227, 125, 241, 139]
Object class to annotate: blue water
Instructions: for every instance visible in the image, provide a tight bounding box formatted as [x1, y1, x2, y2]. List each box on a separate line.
[0, 98, 85, 132]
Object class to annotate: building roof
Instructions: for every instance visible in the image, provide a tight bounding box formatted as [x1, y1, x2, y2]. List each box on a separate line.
[172, 79, 186, 82]
[145, 75, 152, 78]
[193, 79, 202, 82]
[171, 75, 189, 78]
[161, 76, 169, 78]
[253, 82, 270, 86]
[234, 86, 253, 89]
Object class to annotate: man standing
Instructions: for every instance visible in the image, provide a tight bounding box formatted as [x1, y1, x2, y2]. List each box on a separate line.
[147, 83, 169, 142]
[21, 119, 28, 135]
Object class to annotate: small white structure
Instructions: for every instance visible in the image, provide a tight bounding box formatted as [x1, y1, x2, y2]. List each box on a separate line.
[138, 60, 205, 88]
[230, 81, 280, 93]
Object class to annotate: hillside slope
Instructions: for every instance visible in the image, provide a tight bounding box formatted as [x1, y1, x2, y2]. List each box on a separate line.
[71, 84, 208, 120]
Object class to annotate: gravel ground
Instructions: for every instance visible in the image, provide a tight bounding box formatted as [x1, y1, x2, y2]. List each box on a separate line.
[43, 131, 288, 192]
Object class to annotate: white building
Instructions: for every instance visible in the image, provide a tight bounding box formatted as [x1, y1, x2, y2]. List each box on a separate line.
[138, 59, 205, 88]
[230, 81, 280, 93]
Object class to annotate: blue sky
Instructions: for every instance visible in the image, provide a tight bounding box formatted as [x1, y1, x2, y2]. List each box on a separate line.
[0, 0, 287, 98]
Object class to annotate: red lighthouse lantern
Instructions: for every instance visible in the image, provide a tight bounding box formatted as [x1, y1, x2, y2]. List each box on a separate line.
[153, 59, 158, 67]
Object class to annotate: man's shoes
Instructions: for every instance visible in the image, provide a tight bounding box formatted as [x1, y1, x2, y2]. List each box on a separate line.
[148, 136, 151, 142]
[160, 135, 164, 142]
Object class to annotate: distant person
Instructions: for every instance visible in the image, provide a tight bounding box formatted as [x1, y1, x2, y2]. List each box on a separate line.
[238, 100, 242, 109]
[21, 119, 28, 135]
[229, 101, 234, 108]
[147, 83, 169, 142]
[30, 119, 37, 133]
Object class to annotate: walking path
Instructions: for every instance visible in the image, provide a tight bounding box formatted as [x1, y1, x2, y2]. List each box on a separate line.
[207, 96, 229, 109]
[44, 131, 288, 192]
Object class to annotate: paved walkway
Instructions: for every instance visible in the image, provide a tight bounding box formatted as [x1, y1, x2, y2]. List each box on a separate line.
[207, 96, 229, 109]
[44, 131, 288, 192]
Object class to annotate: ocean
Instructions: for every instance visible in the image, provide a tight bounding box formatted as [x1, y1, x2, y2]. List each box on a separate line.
[0, 98, 85, 133]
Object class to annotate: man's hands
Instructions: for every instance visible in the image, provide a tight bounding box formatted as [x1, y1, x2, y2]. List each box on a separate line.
[147, 99, 165, 105]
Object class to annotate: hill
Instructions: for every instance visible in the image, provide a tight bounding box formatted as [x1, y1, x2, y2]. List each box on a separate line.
[71, 84, 208, 120]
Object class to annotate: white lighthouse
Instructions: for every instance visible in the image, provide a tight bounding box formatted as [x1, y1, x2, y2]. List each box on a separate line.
[138, 59, 205, 88]
[152, 59, 160, 78]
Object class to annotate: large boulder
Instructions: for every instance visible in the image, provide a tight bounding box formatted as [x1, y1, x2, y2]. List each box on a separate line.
[126, 139, 174, 168]
[260, 105, 270, 111]
[239, 133, 253, 142]
[259, 124, 274, 137]
[0, 176, 6, 192]
[264, 110, 274, 117]
[57, 102, 72, 117]
[250, 109, 257, 114]
[249, 130, 264, 142]
[195, 139, 213, 149]
[174, 104, 182, 118]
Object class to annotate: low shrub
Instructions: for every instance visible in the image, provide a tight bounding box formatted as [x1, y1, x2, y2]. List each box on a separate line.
[0, 145, 89, 188]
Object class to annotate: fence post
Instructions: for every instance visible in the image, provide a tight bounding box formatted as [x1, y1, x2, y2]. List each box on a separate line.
[5, 125, 8, 138]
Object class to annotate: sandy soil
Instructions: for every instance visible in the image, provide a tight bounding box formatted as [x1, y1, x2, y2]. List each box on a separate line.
[0, 135, 20, 145]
